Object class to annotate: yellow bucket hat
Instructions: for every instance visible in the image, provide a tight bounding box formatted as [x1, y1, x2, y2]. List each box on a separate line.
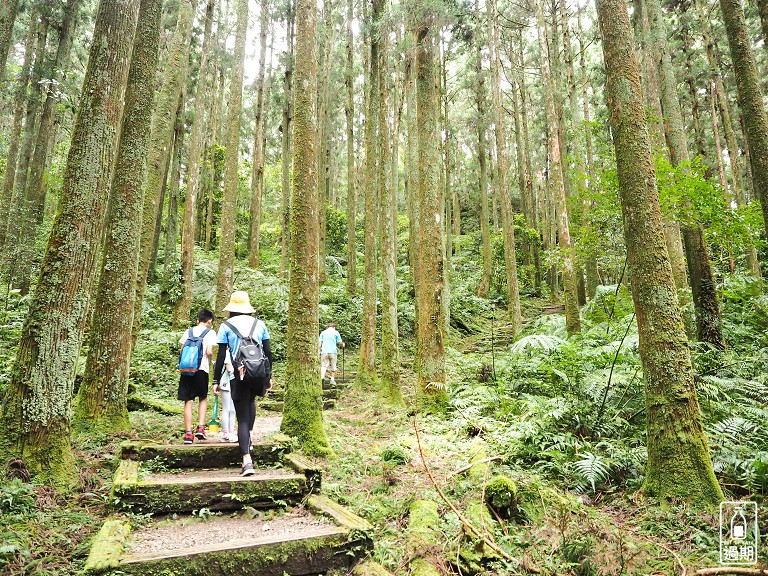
[222, 290, 255, 313]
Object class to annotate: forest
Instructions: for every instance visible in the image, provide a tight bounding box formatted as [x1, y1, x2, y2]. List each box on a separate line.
[0, 0, 767, 573]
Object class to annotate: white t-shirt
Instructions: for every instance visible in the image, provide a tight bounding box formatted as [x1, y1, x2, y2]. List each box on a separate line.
[179, 325, 218, 373]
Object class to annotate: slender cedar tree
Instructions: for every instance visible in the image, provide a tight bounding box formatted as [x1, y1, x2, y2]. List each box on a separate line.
[134, 0, 196, 336]
[162, 94, 185, 294]
[595, 0, 723, 505]
[406, 28, 419, 299]
[214, 0, 248, 323]
[74, 0, 161, 432]
[281, 0, 332, 456]
[345, 0, 357, 295]
[415, 6, 448, 412]
[0, 0, 140, 485]
[14, 0, 82, 296]
[0, 0, 19, 83]
[357, 0, 382, 390]
[174, 0, 215, 327]
[248, 0, 270, 269]
[644, 0, 725, 348]
[719, 0, 768, 246]
[474, 4, 491, 300]
[280, 2, 295, 276]
[317, 0, 333, 285]
[534, 0, 580, 334]
[378, 4, 402, 406]
[0, 18, 37, 244]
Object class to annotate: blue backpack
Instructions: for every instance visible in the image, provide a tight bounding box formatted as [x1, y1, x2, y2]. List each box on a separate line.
[179, 327, 211, 376]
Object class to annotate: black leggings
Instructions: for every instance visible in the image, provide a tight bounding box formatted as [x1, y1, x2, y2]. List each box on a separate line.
[233, 385, 258, 456]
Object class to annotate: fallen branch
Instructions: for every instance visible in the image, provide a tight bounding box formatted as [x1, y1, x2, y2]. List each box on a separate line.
[412, 414, 523, 569]
[451, 456, 505, 477]
[695, 569, 768, 576]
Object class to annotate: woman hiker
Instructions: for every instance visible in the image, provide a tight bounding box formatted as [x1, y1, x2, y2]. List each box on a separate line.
[213, 291, 273, 476]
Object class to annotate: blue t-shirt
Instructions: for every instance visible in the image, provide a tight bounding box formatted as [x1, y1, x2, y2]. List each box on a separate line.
[319, 327, 342, 355]
[217, 315, 270, 357]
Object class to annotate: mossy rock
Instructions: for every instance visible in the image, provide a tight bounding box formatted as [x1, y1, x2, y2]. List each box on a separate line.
[484, 475, 519, 519]
[380, 444, 410, 466]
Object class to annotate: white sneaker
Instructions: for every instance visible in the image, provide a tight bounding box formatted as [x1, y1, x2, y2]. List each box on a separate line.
[330, 378, 336, 384]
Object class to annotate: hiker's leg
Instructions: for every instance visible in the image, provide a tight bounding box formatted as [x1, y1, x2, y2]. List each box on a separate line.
[221, 391, 233, 433]
[234, 391, 252, 457]
[197, 397, 207, 426]
[183, 400, 193, 431]
[248, 386, 258, 432]
[329, 354, 337, 381]
[320, 354, 327, 380]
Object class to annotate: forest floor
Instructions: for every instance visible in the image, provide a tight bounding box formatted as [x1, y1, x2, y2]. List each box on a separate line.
[1, 284, 767, 575]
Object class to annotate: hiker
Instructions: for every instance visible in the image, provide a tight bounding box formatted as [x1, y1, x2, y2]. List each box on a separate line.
[213, 291, 272, 476]
[178, 308, 217, 444]
[319, 322, 345, 384]
[215, 350, 237, 442]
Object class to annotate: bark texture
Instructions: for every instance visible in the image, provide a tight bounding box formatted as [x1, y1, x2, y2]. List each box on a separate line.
[280, 0, 332, 456]
[0, 0, 139, 484]
[475, 2, 491, 300]
[345, 0, 357, 295]
[596, 0, 723, 505]
[0, 0, 19, 82]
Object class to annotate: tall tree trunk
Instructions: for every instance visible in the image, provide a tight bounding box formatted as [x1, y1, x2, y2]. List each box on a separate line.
[406, 30, 420, 302]
[345, 0, 357, 295]
[280, 2, 295, 277]
[0, 0, 20, 83]
[535, 0, 580, 334]
[214, 0, 248, 324]
[475, 12, 491, 299]
[281, 0, 332, 456]
[719, 0, 768, 249]
[596, 0, 723, 505]
[0, 0, 139, 485]
[15, 0, 81, 296]
[248, 0, 269, 269]
[0, 18, 37, 248]
[74, 0, 161, 432]
[378, 8, 401, 406]
[317, 0, 333, 285]
[148, 136, 172, 282]
[357, 0, 381, 389]
[415, 13, 447, 411]
[646, 0, 725, 349]
[489, 0, 522, 333]
[135, 0, 196, 335]
[163, 94, 185, 296]
[173, 0, 215, 328]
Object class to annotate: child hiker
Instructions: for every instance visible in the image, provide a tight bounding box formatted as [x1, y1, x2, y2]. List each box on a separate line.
[216, 350, 237, 442]
[319, 322, 344, 384]
[213, 291, 273, 476]
[178, 308, 217, 444]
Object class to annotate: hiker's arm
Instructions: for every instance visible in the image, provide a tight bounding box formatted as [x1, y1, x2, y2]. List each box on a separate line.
[213, 342, 229, 384]
[263, 339, 272, 366]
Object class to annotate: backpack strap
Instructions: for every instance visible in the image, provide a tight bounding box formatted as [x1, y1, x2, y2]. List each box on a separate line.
[200, 327, 211, 339]
[223, 321, 244, 340]
[248, 317, 259, 339]
[188, 327, 195, 339]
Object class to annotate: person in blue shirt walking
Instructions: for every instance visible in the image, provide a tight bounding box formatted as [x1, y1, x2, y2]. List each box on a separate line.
[319, 323, 344, 384]
[213, 291, 272, 476]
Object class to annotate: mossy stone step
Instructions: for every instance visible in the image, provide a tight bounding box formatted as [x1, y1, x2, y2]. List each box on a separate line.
[119, 434, 293, 468]
[112, 460, 308, 514]
[259, 399, 337, 412]
[85, 495, 373, 576]
[268, 388, 339, 402]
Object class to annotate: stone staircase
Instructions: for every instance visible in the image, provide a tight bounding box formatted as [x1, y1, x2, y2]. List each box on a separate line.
[84, 421, 381, 576]
[258, 374, 355, 413]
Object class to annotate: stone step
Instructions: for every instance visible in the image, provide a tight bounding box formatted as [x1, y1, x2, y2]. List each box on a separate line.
[259, 399, 337, 413]
[268, 388, 339, 402]
[112, 460, 308, 514]
[119, 434, 293, 468]
[84, 495, 373, 576]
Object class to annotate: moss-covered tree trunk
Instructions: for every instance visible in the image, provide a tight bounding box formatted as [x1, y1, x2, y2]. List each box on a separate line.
[135, 0, 196, 334]
[378, 9, 402, 406]
[596, 0, 723, 505]
[357, 0, 381, 390]
[15, 0, 81, 296]
[0, 18, 37, 248]
[475, 4, 491, 300]
[162, 95, 185, 296]
[488, 0, 522, 332]
[0, 0, 19, 83]
[719, 0, 768, 248]
[317, 0, 333, 286]
[645, 0, 725, 348]
[214, 0, 248, 323]
[345, 0, 357, 296]
[74, 0, 161, 432]
[406, 29, 420, 309]
[415, 14, 447, 412]
[535, 0, 580, 334]
[0, 0, 139, 485]
[280, 3, 295, 277]
[248, 0, 269, 270]
[281, 0, 332, 457]
[173, 0, 215, 328]
[756, 0, 768, 56]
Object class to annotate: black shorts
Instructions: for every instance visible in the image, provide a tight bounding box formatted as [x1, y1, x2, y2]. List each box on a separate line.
[178, 370, 209, 401]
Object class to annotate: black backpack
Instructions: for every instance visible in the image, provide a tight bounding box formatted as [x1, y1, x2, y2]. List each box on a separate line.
[224, 318, 271, 383]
